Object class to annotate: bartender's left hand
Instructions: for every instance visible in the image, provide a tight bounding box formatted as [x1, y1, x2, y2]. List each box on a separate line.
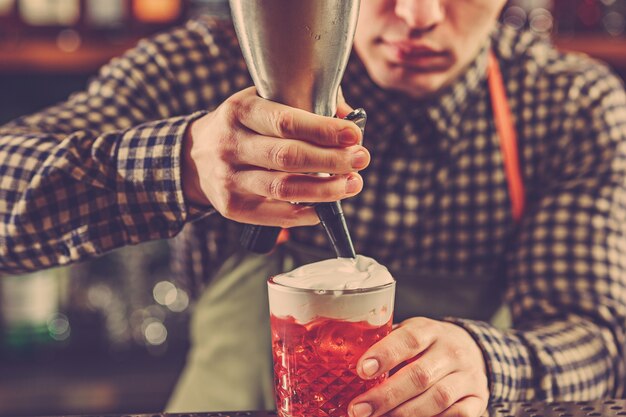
[349, 317, 489, 417]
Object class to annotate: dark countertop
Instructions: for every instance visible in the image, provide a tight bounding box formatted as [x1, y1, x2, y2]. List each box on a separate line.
[0, 350, 187, 417]
[36, 399, 626, 417]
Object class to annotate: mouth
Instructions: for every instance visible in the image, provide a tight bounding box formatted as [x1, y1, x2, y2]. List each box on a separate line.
[380, 40, 452, 72]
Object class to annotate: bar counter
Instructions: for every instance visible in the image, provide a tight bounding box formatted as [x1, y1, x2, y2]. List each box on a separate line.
[40, 399, 626, 417]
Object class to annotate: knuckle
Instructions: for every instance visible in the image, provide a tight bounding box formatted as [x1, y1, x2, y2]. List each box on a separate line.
[215, 134, 237, 162]
[433, 384, 455, 410]
[222, 94, 244, 121]
[237, 198, 262, 220]
[408, 363, 433, 389]
[270, 144, 303, 170]
[225, 92, 256, 126]
[215, 172, 243, 218]
[403, 328, 425, 352]
[273, 110, 296, 137]
[269, 176, 294, 200]
[221, 168, 238, 191]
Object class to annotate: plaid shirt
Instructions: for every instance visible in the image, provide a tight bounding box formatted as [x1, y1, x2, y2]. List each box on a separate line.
[1, 18, 626, 403]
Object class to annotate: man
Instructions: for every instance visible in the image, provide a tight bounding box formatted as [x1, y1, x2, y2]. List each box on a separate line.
[1, 1, 626, 416]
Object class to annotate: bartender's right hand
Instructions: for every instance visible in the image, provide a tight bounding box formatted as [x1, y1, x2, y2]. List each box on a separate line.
[181, 87, 368, 227]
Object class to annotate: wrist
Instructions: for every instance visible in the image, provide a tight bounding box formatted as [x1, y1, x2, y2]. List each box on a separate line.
[182, 118, 212, 207]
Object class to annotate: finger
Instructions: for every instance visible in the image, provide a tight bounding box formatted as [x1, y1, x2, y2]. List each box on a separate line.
[408, 373, 487, 417]
[237, 134, 370, 174]
[228, 88, 362, 147]
[378, 372, 482, 417]
[349, 344, 458, 417]
[337, 86, 354, 119]
[220, 195, 320, 228]
[434, 396, 488, 417]
[357, 318, 439, 379]
[232, 170, 363, 203]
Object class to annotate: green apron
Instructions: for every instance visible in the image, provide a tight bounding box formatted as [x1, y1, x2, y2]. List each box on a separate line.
[167, 51, 518, 412]
[166, 241, 511, 412]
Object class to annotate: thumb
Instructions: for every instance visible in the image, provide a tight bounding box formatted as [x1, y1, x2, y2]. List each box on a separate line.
[336, 86, 354, 119]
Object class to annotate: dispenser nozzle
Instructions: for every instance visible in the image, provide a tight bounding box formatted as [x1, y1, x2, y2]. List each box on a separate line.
[315, 108, 367, 259]
[316, 202, 356, 258]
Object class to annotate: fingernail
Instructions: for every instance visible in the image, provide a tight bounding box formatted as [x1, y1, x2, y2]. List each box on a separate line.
[340, 128, 358, 146]
[351, 403, 373, 417]
[351, 150, 368, 169]
[362, 358, 379, 377]
[345, 175, 361, 194]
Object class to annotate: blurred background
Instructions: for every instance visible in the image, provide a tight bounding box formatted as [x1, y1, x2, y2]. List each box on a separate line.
[0, 0, 625, 416]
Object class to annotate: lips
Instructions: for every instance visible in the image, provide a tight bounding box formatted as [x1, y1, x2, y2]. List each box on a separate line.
[386, 41, 446, 56]
[381, 40, 452, 70]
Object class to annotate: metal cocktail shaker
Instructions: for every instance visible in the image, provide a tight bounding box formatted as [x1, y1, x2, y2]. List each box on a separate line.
[229, 0, 362, 257]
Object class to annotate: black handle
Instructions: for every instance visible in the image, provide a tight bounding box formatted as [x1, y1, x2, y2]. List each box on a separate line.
[239, 224, 282, 254]
[239, 109, 367, 254]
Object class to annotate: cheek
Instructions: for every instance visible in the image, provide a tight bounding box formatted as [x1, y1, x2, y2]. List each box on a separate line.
[354, 0, 390, 41]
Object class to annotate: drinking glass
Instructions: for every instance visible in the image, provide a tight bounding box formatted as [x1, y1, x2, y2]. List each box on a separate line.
[268, 278, 396, 417]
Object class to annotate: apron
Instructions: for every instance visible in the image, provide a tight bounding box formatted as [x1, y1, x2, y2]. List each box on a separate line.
[166, 52, 524, 413]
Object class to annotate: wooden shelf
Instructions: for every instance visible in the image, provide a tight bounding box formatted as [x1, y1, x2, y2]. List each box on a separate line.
[0, 38, 141, 74]
[1, 34, 625, 75]
[553, 34, 626, 70]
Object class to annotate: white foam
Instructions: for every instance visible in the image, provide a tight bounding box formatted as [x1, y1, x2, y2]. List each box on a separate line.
[268, 256, 395, 325]
[272, 255, 394, 290]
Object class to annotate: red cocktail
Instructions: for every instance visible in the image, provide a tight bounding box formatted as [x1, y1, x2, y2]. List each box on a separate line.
[268, 276, 395, 417]
[271, 315, 392, 417]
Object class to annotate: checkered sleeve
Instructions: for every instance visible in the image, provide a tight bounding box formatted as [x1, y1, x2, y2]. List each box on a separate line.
[449, 64, 626, 402]
[0, 30, 213, 275]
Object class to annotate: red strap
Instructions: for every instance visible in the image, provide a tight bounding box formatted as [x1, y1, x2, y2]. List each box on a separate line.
[488, 52, 526, 223]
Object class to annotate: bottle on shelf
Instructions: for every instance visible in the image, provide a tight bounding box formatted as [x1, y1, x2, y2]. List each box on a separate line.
[132, 0, 183, 25]
[84, 0, 128, 30]
[18, 0, 81, 27]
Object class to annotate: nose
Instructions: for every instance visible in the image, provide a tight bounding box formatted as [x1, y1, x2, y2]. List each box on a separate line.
[394, 0, 444, 32]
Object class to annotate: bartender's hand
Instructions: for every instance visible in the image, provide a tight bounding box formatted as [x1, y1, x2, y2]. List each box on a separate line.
[181, 87, 368, 227]
[349, 318, 489, 417]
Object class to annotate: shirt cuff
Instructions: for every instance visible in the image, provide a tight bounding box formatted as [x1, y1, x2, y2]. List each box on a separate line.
[445, 317, 537, 402]
[115, 111, 211, 243]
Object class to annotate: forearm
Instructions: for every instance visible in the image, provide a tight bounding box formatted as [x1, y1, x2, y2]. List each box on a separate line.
[0, 113, 207, 275]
